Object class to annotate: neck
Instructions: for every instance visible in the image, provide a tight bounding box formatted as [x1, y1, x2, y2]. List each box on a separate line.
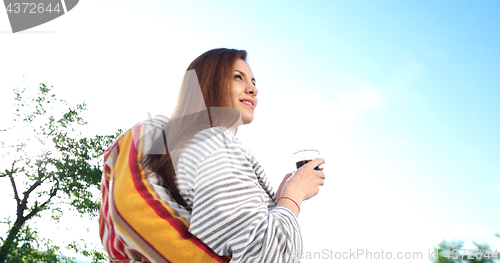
[227, 115, 243, 134]
[228, 126, 238, 134]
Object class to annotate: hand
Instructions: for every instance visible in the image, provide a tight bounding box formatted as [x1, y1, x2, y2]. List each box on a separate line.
[281, 158, 325, 202]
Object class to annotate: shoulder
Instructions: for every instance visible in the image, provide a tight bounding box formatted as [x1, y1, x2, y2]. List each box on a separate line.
[135, 115, 169, 130]
[180, 126, 243, 165]
[190, 126, 238, 146]
[104, 115, 169, 160]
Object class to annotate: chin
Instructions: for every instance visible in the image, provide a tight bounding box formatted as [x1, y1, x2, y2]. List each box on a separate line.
[242, 116, 254, 124]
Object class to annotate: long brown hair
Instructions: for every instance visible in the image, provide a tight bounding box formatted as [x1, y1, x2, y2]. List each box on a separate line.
[141, 48, 248, 208]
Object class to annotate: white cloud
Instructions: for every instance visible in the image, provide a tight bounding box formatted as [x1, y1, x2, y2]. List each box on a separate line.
[326, 71, 384, 127]
[338, 87, 383, 126]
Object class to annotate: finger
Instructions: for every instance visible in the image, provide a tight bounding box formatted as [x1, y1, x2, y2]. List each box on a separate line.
[308, 158, 325, 168]
[281, 173, 293, 183]
[315, 170, 325, 179]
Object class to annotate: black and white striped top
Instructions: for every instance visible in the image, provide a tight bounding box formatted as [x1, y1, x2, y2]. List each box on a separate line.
[176, 126, 303, 262]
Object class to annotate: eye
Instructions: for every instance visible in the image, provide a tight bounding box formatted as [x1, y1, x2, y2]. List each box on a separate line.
[234, 74, 243, 80]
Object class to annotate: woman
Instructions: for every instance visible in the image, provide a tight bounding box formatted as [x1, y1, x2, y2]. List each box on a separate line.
[99, 48, 325, 262]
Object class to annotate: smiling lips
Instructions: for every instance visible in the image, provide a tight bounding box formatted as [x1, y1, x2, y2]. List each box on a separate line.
[240, 99, 255, 109]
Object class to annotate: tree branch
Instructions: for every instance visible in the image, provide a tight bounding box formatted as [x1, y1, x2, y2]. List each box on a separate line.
[24, 180, 59, 221]
[7, 160, 21, 206]
[18, 158, 58, 221]
[39, 186, 58, 210]
[19, 178, 42, 218]
[23, 204, 40, 221]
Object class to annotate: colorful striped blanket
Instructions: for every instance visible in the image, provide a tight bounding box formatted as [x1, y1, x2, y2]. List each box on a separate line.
[99, 116, 230, 263]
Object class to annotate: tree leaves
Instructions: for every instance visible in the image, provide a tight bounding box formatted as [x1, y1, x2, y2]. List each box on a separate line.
[0, 82, 119, 262]
[3, 225, 75, 263]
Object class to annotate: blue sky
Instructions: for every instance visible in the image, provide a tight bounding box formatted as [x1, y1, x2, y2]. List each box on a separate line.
[1, 0, 499, 262]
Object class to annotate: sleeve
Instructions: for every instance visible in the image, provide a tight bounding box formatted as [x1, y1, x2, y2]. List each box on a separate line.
[187, 146, 303, 263]
[99, 125, 230, 263]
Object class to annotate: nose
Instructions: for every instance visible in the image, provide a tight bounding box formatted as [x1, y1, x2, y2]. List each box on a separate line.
[246, 83, 258, 96]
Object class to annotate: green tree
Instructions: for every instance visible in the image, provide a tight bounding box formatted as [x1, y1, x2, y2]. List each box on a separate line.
[432, 240, 499, 263]
[0, 83, 120, 262]
[3, 223, 74, 263]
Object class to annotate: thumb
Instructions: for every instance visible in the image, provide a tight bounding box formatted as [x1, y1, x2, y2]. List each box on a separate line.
[279, 173, 293, 190]
[282, 172, 294, 183]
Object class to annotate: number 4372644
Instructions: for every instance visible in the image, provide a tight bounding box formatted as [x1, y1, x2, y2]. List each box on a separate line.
[6, 3, 62, 14]
[442, 249, 498, 260]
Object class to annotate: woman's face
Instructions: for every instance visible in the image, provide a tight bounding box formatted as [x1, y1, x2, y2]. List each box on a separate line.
[231, 59, 258, 124]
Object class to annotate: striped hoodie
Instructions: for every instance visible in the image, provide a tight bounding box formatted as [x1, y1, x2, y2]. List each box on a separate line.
[99, 115, 302, 262]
